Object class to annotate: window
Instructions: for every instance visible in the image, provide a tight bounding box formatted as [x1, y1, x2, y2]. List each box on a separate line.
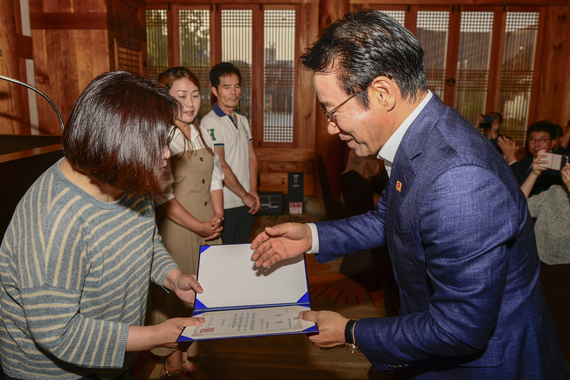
[221, 9, 253, 121]
[359, 4, 543, 146]
[146, 9, 168, 81]
[498, 11, 540, 142]
[145, 5, 298, 147]
[179, 9, 211, 119]
[263, 9, 295, 144]
[455, 11, 494, 125]
[417, 10, 450, 100]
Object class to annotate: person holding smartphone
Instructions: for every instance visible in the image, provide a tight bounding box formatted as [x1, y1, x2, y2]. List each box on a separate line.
[521, 150, 570, 265]
[498, 120, 563, 196]
[475, 111, 509, 154]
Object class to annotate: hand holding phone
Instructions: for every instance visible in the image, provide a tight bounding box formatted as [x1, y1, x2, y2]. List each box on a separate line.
[479, 114, 496, 129]
[537, 152, 569, 171]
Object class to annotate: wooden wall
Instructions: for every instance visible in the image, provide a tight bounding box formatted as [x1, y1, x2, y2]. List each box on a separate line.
[0, 0, 32, 135]
[536, 6, 570, 126]
[29, 0, 147, 135]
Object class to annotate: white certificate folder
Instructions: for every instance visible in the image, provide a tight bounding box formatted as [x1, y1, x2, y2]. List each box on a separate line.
[178, 244, 318, 342]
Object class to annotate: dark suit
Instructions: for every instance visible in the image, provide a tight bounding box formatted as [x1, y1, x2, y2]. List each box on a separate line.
[314, 95, 564, 378]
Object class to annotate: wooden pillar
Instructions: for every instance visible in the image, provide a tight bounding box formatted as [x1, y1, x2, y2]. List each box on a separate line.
[485, 7, 507, 113]
[536, 6, 570, 129]
[314, 0, 350, 199]
[0, 0, 32, 135]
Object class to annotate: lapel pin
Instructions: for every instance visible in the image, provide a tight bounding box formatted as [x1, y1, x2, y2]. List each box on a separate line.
[396, 181, 402, 192]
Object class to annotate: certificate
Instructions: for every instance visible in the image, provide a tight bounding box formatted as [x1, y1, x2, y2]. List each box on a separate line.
[177, 244, 317, 342]
[180, 306, 315, 340]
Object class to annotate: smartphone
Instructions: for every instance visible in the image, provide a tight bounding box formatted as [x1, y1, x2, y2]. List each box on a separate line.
[480, 115, 496, 129]
[538, 152, 569, 171]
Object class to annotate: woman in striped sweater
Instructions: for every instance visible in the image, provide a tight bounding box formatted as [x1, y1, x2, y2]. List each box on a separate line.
[0, 71, 205, 380]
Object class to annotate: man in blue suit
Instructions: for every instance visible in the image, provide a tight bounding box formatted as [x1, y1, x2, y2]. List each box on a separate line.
[251, 10, 564, 379]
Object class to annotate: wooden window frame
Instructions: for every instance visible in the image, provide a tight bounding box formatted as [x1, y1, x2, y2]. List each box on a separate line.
[357, 3, 545, 142]
[146, 3, 303, 149]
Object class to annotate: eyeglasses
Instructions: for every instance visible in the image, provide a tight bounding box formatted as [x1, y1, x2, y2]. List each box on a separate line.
[320, 87, 367, 125]
[528, 138, 551, 144]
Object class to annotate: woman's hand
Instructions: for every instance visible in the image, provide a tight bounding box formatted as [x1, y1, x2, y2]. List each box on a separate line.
[155, 317, 205, 349]
[127, 316, 204, 352]
[194, 220, 221, 240]
[204, 213, 224, 241]
[163, 269, 203, 304]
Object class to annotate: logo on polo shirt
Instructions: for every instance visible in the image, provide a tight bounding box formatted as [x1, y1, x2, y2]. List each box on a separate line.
[208, 129, 217, 141]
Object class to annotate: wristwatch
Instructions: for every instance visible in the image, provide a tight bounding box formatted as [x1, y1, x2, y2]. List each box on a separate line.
[344, 319, 361, 354]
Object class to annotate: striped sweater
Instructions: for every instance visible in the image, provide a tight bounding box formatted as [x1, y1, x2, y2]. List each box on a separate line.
[0, 159, 179, 379]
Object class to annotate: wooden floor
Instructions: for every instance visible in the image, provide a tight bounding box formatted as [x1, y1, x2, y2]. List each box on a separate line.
[138, 212, 405, 380]
[142, 273, 389, 380]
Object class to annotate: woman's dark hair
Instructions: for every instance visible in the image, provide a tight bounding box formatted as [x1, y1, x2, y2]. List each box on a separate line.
[209, 62, 242, 89]
[300, 9, 427, 108]
[158, 66, 213, 156]
[62, 70, 179, 195]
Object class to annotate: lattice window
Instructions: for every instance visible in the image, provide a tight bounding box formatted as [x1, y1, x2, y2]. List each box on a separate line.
[116, 45, 142, 74]
[455, 11, 494, 126]
[417, 11, 450, 100]
[498, 12, 539, 144]
[179, 9, 211, 120]
[221, 10, 253, 124]
[263, 9, 295, 143]
[378, 10, 405, 26]
[146, 9, 168, 81]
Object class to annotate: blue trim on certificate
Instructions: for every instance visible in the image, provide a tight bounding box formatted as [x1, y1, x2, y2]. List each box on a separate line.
[200, 245, 211, 254]
[194, 299, 207, 310]
[296, 291, 310, 304]
[177, 336, 194, 342]
[303, 325, 319, 333]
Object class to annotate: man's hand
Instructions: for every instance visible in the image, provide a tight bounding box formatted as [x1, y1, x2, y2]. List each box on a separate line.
[250, 223, 312, 268]
[242, 192, 259, 214]
[532, 150, 549, 176]
[497, 136, 517, 163]
[299, 310, 348, 349]
[248, 190, 261, 214]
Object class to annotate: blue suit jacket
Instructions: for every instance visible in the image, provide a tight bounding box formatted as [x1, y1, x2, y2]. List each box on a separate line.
[316, 95, 564, 379]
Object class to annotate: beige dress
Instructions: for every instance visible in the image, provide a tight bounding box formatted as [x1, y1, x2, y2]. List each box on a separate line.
[150, 147, 222, 357]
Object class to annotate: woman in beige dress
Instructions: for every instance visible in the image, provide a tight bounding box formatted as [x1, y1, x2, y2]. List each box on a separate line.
[150, 67, 224, 380]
